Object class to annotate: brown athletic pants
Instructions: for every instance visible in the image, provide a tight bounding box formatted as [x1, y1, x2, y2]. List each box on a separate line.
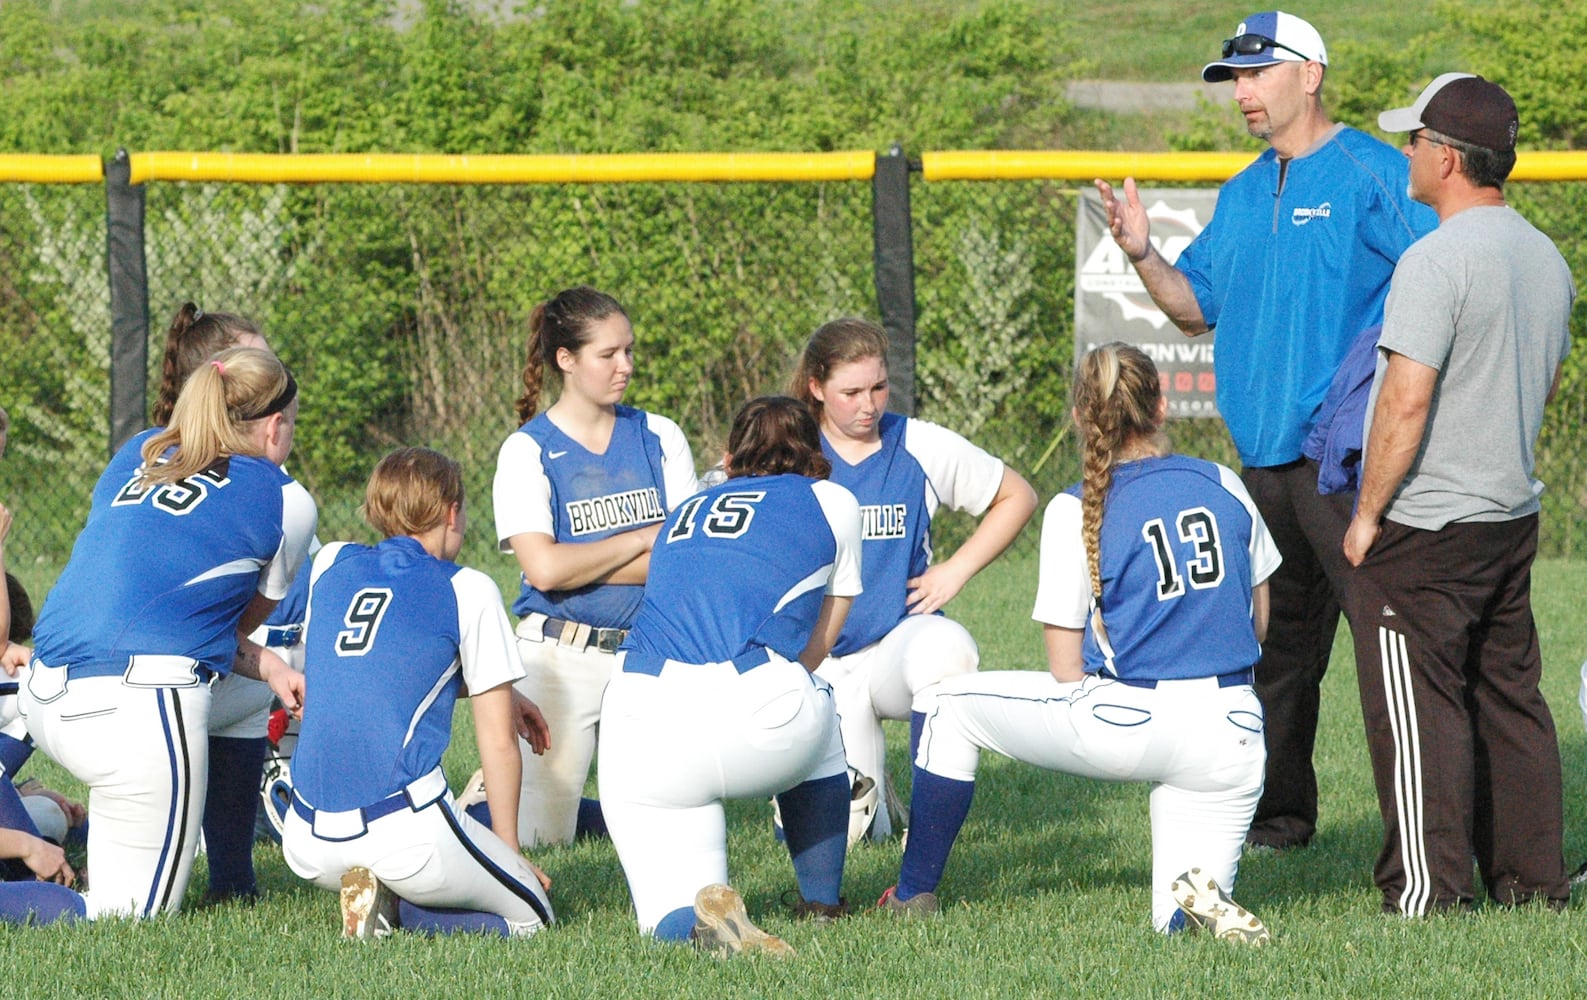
[1349, 514, 1568, 914]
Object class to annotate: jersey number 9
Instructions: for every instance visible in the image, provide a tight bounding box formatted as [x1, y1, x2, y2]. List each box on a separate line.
[336, 588, 394, 656]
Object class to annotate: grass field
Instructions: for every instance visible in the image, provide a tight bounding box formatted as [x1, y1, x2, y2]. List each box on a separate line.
[5, 552, 1587, 997]
[1065, 0, 1445, 82]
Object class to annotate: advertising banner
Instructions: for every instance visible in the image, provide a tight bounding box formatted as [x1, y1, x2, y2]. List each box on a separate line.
[1074, 187, 1221, 418]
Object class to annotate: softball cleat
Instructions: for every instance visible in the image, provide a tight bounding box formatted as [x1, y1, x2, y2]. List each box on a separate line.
[1170, 868, 1270, 944]
[877, 885, 940, 917]
[691, 884, 795, 958]
[340, 867, 398, 940]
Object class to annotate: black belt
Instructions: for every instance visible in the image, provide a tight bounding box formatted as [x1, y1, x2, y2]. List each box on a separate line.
[1101, 667, 1254, 690]
[526, 616, 627, 654]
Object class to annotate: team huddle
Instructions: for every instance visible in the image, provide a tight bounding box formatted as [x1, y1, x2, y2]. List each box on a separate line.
[0, 10, 1576, 951]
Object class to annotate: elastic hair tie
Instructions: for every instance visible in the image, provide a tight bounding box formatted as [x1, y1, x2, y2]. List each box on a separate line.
[211, 360, 226, 374]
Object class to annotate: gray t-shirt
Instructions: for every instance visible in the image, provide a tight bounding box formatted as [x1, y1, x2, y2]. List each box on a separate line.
[1366, 204, 1574, 530]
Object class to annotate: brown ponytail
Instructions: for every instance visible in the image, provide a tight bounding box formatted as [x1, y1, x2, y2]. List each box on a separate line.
[514, 286, 628, 424]
[152, 302, 264, 426]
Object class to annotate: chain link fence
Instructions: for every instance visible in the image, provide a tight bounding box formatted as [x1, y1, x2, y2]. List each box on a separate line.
[0, 182, 110, 599]
[5, 168, 1587, 603]
[139, 178, 876, 569]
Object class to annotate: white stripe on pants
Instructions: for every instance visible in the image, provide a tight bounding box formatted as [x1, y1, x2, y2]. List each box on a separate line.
[1377, 626, 1432, 916]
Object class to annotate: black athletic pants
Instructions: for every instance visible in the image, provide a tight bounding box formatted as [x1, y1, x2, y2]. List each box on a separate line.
[1349, 515, 1568, 913]
[1241, 459, 1355, 849]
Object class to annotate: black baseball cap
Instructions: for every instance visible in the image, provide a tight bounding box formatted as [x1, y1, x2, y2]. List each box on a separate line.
[1379, 73, 1519, 152]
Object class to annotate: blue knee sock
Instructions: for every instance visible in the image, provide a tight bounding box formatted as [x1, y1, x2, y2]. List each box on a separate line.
[774, 772, 847, 905]
[464, 800, 492, 828]
[575, 797, 608, 840]
[0, 780, 42, 880]
[896, 766, 974, 900]
[0, 882, 85, 924]
[203, 736, 268, 898]
[397, 899, 509, 937]
[653, 904, 696, 942]
[0, 733, 33, 776]
[910, 711, 925, 766]
[0, 779, 41, 837]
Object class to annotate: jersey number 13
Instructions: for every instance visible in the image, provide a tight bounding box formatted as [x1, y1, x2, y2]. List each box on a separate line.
[1141, 507, 1224, 600]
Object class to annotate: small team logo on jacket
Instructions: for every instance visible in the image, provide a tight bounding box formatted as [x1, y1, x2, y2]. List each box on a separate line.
[860, 503, 908, 540]
[566, 488, 666, 536]
[1291, 202, 1332, 226]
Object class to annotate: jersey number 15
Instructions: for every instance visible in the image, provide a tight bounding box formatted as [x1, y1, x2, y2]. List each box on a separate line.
[666, 490, 768, 543]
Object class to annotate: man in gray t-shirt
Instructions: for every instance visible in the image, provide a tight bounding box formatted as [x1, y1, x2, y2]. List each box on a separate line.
[1344, 74, 1573, 916]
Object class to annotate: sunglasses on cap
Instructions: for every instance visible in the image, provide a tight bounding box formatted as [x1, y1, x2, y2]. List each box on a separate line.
[1221, 33, 1313, 62]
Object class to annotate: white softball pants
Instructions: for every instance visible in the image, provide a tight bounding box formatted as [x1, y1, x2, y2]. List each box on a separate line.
[282, 770, 552, 935]
[598, 653, 847, 934]
[21, 662, 211, 919]
[510, 625, 615, 848]
[920, 670, 1266, 931]
[815, 614, 979, 836]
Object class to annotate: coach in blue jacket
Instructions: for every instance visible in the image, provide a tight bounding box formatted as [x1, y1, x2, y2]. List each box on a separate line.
[1094, 10, 1435, 850]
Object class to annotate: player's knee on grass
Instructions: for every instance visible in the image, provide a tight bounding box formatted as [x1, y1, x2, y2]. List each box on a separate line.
[653, 905, 696, 942]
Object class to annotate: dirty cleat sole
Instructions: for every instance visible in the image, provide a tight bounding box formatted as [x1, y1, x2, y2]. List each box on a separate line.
[1170, 868, 1269, 944]
[340, 867, 398, 939]
[692, 884, 795, 957]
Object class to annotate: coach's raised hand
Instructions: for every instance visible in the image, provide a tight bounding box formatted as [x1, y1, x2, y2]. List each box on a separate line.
[1094, 177, 1153, 263]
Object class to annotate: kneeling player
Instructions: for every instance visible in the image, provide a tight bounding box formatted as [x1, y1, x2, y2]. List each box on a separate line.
[881, 344, 1278, 942]
[280, 447, 554, 938]
[599, 396, 862, 955]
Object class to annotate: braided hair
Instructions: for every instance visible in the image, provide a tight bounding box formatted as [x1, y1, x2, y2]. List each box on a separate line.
[1071, 343, 1165, 629]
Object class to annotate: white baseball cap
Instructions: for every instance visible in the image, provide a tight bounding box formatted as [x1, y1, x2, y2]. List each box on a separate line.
[1202, 11, 1328, 83]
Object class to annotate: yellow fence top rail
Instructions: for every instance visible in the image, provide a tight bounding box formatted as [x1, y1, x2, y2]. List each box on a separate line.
[923, 149, 1587, 183]
[923, 151, 1257, 182]
[129, 151, 877, 185]
[0, 155, 104, 184]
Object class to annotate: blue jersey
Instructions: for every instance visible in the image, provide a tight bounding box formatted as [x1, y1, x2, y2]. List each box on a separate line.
[1175, 126, 1436, 467]
[824, 413, 1002, 655]
[493, 405, 697, 628]
[33, 430, 316, 676]
[620, 474, 862, 674]
[1033, 456, 1282, 682]
[291, 537, 524, 811]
